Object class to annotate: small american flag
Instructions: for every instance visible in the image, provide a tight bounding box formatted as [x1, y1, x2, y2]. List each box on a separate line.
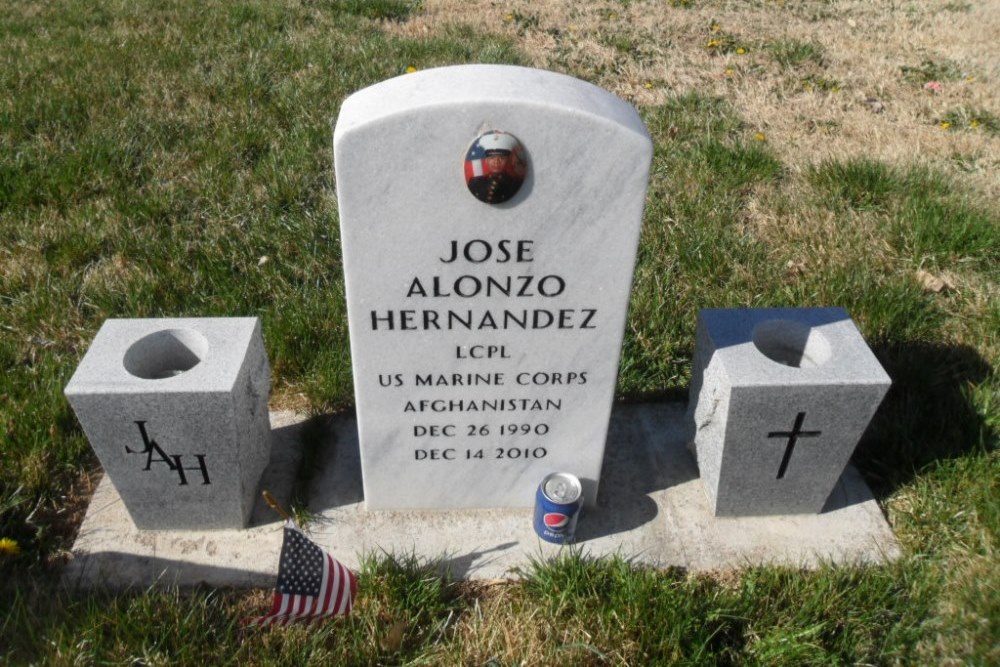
[245, 521, 357, 626]
[464, 156, 486, 181]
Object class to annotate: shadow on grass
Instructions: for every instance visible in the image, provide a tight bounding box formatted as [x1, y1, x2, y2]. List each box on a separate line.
[857, 341, 994, 499]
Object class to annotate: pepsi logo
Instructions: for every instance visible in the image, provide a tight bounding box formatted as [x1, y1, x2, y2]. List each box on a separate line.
[543, 512, 570, 530]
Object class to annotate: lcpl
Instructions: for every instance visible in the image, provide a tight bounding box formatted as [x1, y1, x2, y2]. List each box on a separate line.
[456, 345, 510, 359]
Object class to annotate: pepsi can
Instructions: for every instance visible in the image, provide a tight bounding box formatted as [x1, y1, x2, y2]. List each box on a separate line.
[533, 472, 583, 544]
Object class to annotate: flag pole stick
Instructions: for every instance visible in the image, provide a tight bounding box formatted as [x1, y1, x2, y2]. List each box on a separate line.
[262, 490, 293, 522]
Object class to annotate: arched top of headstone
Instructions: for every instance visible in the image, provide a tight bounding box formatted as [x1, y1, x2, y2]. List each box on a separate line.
[334, 65, 649, 146]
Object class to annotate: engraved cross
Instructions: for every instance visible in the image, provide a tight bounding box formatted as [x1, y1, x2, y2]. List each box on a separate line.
[767, 412, 822, 480]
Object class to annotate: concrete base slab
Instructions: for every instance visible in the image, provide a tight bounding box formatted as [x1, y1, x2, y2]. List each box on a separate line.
[64, 403, 900, 589]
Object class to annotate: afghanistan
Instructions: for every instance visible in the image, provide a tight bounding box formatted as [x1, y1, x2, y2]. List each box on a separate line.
[403, 398, 563, 413]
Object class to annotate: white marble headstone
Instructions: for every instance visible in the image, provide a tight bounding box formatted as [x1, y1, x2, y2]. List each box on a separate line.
[334, 65, 652, 509]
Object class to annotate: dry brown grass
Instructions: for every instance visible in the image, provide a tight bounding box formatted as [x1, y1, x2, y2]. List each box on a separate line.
[269, 383, 315, 413]
[389, 0, 1000, 196]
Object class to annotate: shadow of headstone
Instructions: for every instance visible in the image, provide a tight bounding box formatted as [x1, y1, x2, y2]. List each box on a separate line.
[859, 341, 994, 498]
[575, 402, 698, 540]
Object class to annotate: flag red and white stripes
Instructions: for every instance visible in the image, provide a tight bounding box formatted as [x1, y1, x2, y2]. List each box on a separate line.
[245, 521, 357, 627]
[464, 158, 485, 181]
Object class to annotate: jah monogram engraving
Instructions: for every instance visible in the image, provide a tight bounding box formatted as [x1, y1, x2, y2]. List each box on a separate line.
[126, 420, 211, 485]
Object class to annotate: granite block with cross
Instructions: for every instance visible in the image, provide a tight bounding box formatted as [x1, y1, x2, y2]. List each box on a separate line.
[334, 65, 653, 509]
[685, 307, 891, 516]
[64, 318, 272, 530]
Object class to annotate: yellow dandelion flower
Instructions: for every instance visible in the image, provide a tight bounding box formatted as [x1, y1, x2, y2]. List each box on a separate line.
[939, 121, 951, 130]
[0, 538, 20, 556]
[504, 13, 513, 21]
[405, 66, 417, 74]
[724, 68, 735, 76]
[707, 39, 720, 48]
[754, 132, 767, 141]
[970, 119, 981, 128]
[736, 47, 747, 55]
[643, 82, 654, 89]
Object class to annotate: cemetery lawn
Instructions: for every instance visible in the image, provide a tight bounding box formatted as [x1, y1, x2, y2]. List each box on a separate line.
[1, 0, 997, 663]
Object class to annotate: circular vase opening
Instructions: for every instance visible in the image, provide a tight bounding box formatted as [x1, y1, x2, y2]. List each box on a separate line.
[123, 329, 209, 379]
[751, 319, 832, 369]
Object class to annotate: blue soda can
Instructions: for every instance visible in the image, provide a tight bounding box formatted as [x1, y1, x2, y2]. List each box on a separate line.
[533, 472, 583, 544]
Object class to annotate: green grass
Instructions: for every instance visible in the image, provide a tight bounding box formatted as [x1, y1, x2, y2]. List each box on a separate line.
[808, 158, 1000, 269]
[798, 73, 841, 92]
[334, 0, 421, 22]
[705, 32, 751, 56]
[900, 57, 965, 85]
[4, 550, 974, 664]
[2, 0, 998, 663]
[621, 94, 784, 391]
[807, 158, 900, 212]
[767, 38, 825, 69]
[940, 107, 1000, 136]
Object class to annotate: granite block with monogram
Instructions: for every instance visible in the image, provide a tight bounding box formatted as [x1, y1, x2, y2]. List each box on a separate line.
[334, 65, 653, 509]
[64, 318, 272, 530]
[686, 307, 891, 516]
